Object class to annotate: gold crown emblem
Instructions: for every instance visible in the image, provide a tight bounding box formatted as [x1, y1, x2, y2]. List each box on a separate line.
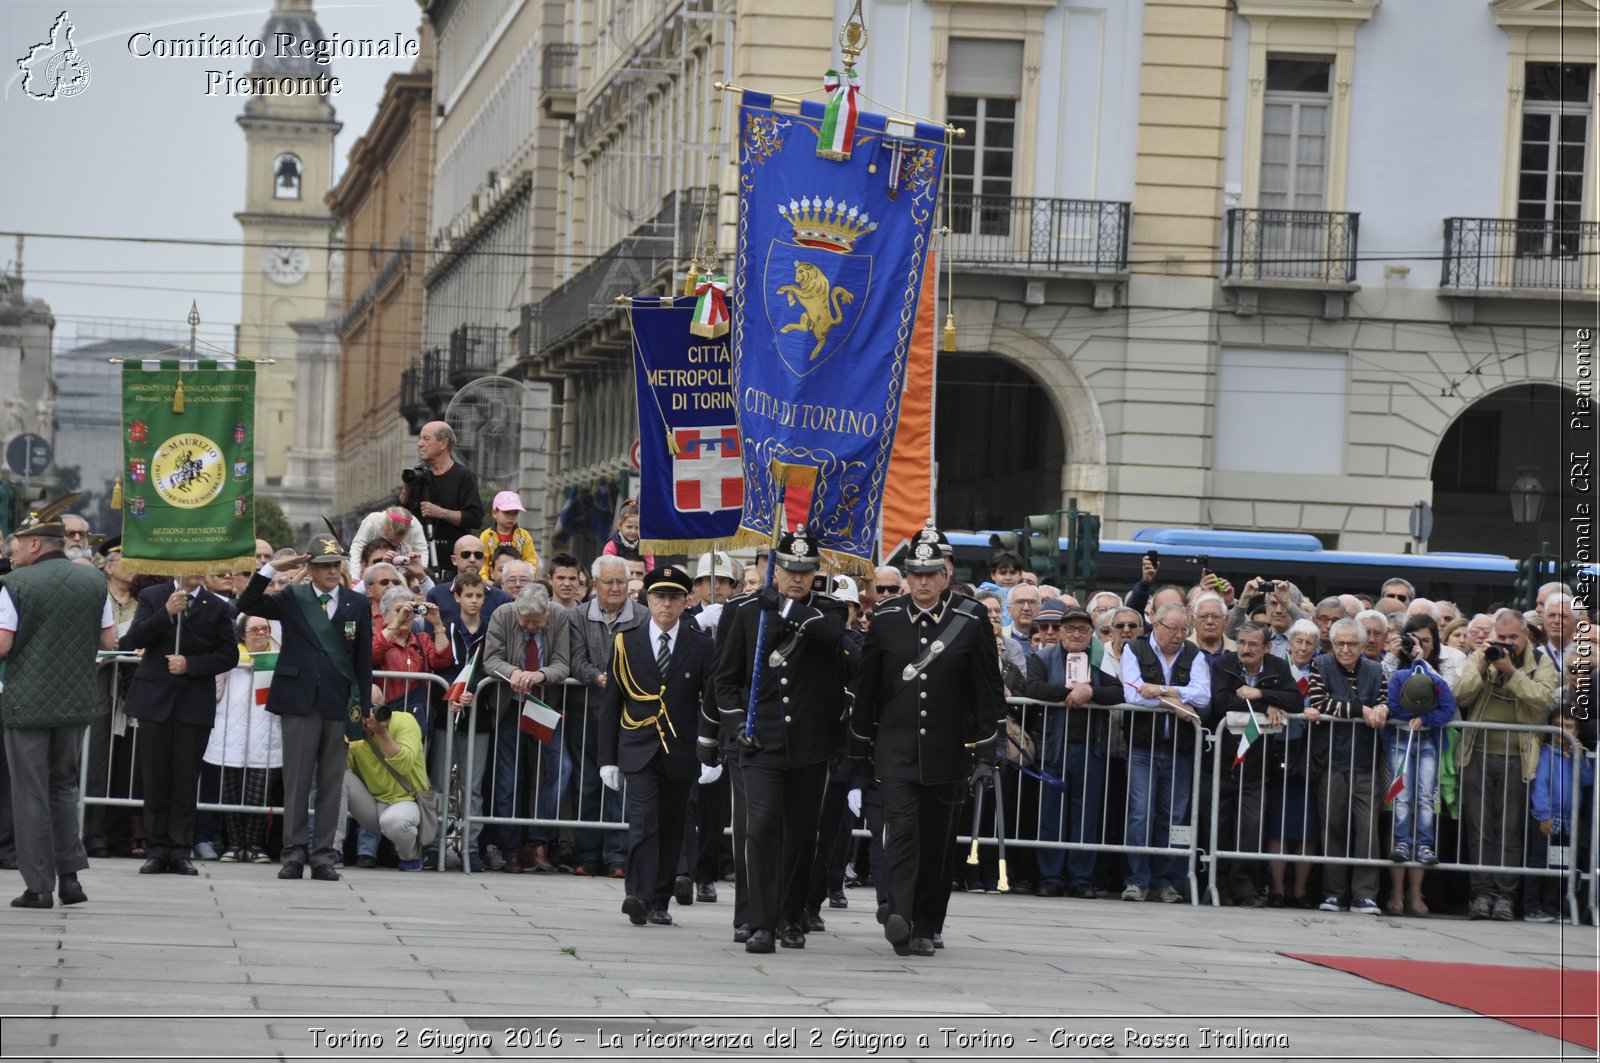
[779, 196, 878, 253]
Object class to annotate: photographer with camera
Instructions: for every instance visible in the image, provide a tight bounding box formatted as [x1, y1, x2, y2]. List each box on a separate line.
[400, 422, 484, 574]
[1454, 608, 1560, 920]
[371, 588, 452, 736]
[342, 700, 431, 872]
[348, 507, 427, 579]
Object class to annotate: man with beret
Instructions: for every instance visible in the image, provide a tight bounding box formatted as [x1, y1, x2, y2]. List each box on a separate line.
[118, 573, 239, 876]
[238, 537, 373, 882]
[0, 520, 117, 908]
[851, 520, 1006, 956]
[598, 566, 717, 926]
[712, 526, 848, 953]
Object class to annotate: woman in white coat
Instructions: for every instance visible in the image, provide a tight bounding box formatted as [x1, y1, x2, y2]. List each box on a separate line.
[205, 617, 284, 863]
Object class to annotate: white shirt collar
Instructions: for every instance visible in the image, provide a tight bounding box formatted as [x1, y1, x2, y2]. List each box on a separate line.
[648, 618, 680, 649]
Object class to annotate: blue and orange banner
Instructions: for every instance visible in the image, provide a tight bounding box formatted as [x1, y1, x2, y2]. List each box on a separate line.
[628, 296, 742, 553]
[730, 92, 946, 572]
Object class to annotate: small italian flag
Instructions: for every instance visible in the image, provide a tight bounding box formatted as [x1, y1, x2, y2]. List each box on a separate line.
[519, 694, 561, 742]
[1386, 728, 1414, 803]
[250, 651, 279, 708]
[690, 275, 729, 338]
[446, 649, 478, 703]
[1232, 700, 1262, 769]
[817, 67, 861, 160]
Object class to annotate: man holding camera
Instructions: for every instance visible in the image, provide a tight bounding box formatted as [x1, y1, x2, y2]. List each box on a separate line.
[400, 422, 484, 572]
[1453, 608, 1559, 920]
[343, 700, 431, 871]
[238, 539, 373, 882]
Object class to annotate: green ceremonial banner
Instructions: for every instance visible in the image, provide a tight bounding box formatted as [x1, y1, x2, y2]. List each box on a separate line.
[120, 359, 257, 576]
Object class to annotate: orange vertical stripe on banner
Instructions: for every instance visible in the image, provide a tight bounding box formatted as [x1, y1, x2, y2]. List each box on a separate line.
[879, 250, 938, 564]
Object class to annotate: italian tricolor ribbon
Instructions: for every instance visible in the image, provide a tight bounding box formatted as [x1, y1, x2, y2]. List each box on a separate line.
[690, 274, 730, 338]
[818, 67, 861, 160]
[1232, 699, 1262, 769]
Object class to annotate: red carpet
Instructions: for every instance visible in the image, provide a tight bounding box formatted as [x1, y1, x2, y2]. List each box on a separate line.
[1284, 952, 1599, 1049]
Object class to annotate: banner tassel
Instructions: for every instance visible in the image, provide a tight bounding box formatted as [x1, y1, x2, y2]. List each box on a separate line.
[110, 476, 123, 511]
[665, 429, 682, 456]
[173, 376, 186, 414]
[943, 312, 957, 352]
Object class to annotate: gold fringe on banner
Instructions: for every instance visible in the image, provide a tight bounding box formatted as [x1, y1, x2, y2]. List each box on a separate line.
[115, 554, 258, 579]
[638, 536, 736, 557]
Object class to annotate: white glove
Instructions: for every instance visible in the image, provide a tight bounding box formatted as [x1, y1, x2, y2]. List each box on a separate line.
[600, 765, 622, 791]
[697, 603, 723, 631]
[847, 788, 862, 818]
[699, 762, 724, 786]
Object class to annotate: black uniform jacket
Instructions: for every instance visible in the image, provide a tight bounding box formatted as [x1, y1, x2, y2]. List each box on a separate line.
[237, 574, 373, 721]
[118, 582, 239, 726]
[851, 591, 1006, 785]
[600, 620, 717, 780]
[712, 591, 847, 768]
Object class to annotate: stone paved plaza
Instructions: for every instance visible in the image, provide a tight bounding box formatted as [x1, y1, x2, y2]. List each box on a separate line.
[0, 860, 1595, 1061]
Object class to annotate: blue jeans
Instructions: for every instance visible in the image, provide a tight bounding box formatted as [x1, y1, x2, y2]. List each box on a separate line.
[1124, 743, 1193, 889]
[1389, 734, 1438, 850]
[1035, 709, 1107, 888]
[525, 721, 572, 849]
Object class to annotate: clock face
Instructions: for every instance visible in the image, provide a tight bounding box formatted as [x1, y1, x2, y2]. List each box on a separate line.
[263, 244, 309, 285]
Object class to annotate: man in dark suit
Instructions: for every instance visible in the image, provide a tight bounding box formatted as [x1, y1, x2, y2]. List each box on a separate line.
[238, 537, 372, 882]
[713, 526, 848, 954]
[598, 566, 716, 927]
[118, 575, 239, 875]
[851, 521, 1006, 957]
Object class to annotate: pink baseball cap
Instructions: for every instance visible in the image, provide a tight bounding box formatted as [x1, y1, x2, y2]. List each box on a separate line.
[492, 491, 525, 512]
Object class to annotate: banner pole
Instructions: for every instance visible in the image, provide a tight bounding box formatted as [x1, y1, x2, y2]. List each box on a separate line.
[740, 489, 787, 747]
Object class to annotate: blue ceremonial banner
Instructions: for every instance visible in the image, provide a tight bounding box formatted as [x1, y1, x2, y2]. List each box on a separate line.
[628, 296, 741, 552]
[732, 92, 946, 571]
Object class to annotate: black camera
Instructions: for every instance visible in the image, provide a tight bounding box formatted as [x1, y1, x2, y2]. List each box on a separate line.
[401, 462, 432, 486]
[409, 602, 429, 617]
[1399, 632, 1416, 658]
[1484, 642, 1512, 663]
[371, 704, 394, 722]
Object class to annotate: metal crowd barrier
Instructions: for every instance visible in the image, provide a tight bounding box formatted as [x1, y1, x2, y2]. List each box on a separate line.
[959, 696, 1211, 905]
[1205, 713, 1590, 922]
[79, 655, 451, 855]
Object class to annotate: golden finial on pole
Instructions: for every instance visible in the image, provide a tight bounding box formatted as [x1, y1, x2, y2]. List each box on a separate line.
[839, 0, 868, 65]
[175, 300, 199, 413]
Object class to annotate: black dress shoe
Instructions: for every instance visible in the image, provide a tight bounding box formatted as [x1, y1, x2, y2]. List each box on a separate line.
[876, 902, 890, 925]
[647, 908, 673, 926]
[1035, 881, 1065, 898]
[696, 882, 717, 903]
[673, 875, 694, 906]
[58, 875, 87, 905]
[779, 927, 807, 949]
[167, 858, 200, 876]
[910, 936, 936, 957]
[278, 861, 305, 880]
[732, 923, 752, 943]
[356, 854, 378, 869]
[621, 896, 648, 926]
[828, 889, 848, 909]
[139, 857, 168, 875]
[745, 928, 775, 954]
[805, 910, 826, 933]
[11, 891, 52, 909]
[883, 913, 911, 950]
[309, 864, 340, 882]
[930, 931, 944, 950]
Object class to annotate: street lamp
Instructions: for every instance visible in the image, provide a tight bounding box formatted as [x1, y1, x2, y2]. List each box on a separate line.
[1509, 469, 1544, 525]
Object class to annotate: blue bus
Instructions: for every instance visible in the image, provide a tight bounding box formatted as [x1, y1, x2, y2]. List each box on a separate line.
[937, 527, 1522, 612]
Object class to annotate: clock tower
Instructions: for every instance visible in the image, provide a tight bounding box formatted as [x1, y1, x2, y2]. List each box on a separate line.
[234, 0, 340, 486]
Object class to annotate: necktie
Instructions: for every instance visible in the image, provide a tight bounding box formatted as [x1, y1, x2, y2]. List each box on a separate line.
[657, 631, 671, 672]
[318, 592, 331, 616]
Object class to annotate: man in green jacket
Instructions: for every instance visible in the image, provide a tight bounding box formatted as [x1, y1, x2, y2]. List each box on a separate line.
[1455, 608, 1560, 921]
[0, 521, 117, 908]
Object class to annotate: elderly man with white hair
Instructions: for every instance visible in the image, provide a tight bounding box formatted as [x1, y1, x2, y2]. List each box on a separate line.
[1542, 594, 1578, 673]
[566, 555, 643, 877]
[1118, 602, 1212, 903]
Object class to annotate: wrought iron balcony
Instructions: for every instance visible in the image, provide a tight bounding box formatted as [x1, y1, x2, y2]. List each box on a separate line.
[448, 324, 503, 387]
[1441, 217, 1599, 293]
[943, 194, 1130, 274]
[1223, 208, 1359, 285]
[399, 366, 428, 433]
[420, 348, 453, 407]
[540, 43, 579, 120]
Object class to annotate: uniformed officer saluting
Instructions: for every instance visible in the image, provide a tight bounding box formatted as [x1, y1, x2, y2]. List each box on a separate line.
[851, 520, 1005, 957]
[712, 525, 848, 954]
[598, 566, 717, 928]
